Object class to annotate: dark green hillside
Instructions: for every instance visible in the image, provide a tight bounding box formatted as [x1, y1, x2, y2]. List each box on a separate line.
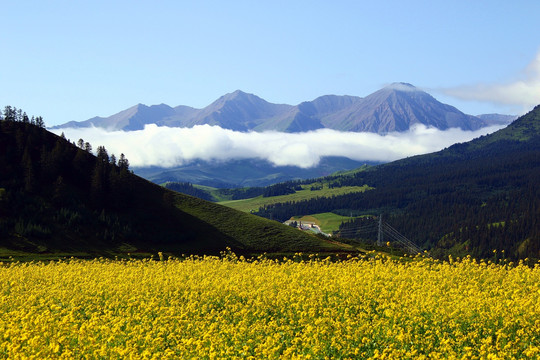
[0, 116, 348, 258]
[254, 105, 540, 260]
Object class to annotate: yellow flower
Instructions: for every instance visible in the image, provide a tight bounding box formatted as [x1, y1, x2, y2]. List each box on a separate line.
[0, 254, 538, 358]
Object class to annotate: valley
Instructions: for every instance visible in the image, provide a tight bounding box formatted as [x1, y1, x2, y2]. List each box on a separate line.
[2, 102, 538, 262]
[170, 105, 540, 260]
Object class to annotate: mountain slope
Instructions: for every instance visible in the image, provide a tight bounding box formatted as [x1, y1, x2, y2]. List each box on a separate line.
[57, 104, 183, 131]
[184, 90, 293, 131]
[253, 105, 540, 259]
[476, 113, 517, 126]
[134, 157, 372, 188]
[0, 119, 348, 257]
[252, 94, 362, 132]
[327, 83, 486, 132]
[53, 85, 492, 133]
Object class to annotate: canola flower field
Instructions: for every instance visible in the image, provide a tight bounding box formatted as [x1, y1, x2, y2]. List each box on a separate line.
[1, 253, 539, 359]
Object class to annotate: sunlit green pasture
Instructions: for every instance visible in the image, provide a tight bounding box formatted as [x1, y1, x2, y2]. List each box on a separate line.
[218, 184, 371, 213]
[289, 212, 360, 233]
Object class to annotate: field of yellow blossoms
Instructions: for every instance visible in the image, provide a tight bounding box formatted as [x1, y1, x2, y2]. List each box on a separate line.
[1, 252, 539, 359]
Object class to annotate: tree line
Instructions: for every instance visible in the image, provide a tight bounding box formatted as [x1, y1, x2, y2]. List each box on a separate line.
[2, 105, 45, 128]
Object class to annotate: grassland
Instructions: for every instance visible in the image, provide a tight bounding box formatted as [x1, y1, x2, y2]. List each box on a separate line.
[194, 184, 227, 201]
[218, 184, 372, 213]
[171, 192, 352, 254]
[289, 212, 363, 233]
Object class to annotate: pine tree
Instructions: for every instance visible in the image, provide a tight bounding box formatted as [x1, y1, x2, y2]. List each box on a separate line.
[35, 116, 45, 128]
[110, 154, 116, 166]
[96, 146, 109, 164]
[3, 106, 15, 121]
[118, 153, 129, 171]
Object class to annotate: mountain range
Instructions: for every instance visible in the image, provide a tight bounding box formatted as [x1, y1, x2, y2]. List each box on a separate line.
[53, 83, 514, 134]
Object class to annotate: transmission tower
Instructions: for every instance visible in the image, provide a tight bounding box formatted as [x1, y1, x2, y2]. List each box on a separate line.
[377, 214, 383, 246]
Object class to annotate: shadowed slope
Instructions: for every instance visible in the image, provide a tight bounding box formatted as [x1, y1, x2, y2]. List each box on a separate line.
[0, 120, 348, 257]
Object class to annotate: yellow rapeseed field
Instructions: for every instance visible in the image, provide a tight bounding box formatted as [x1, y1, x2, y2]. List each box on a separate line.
[1, 252, 539, 359]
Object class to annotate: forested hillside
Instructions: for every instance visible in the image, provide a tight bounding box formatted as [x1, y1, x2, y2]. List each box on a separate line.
[255, 106, 540, 260]
[0, 108, 347, 257]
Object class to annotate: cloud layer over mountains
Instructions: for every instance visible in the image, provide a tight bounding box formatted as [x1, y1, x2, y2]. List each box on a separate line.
[53, 124, 505, 168]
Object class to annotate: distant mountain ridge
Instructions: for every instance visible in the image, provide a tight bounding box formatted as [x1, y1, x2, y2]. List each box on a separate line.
[476, 113, 518, 125]
[134, 157, 374, 188]
[53, 84, 512, 134]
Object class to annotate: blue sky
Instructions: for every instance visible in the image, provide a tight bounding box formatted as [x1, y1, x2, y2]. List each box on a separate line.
[2, 1, 540, 126]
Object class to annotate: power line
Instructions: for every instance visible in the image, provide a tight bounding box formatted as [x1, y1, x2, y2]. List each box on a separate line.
[382, 222, 422, 254]
[337, 215, 423, 255]
[336, 223, 377, 236]
[377, 214, 383, 246]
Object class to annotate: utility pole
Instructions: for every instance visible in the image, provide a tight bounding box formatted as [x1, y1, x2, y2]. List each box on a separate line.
[377, 214, 383, 246]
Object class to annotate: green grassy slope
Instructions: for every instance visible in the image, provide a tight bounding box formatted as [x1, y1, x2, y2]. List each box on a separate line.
[173, 194, 352, 253]
[289, 213, 362, 233]
[219, 184, 372, 212]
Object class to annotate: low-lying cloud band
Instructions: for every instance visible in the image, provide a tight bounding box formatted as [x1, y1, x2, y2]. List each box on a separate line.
[53, 124, 505, 168]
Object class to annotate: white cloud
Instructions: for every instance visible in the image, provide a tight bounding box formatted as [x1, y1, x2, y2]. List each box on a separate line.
[52, 124, 505, 168]
[441, 50, 540, 111]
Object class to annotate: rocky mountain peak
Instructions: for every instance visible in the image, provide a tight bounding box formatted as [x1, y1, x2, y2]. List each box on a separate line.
[384, 82, 419, 92]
